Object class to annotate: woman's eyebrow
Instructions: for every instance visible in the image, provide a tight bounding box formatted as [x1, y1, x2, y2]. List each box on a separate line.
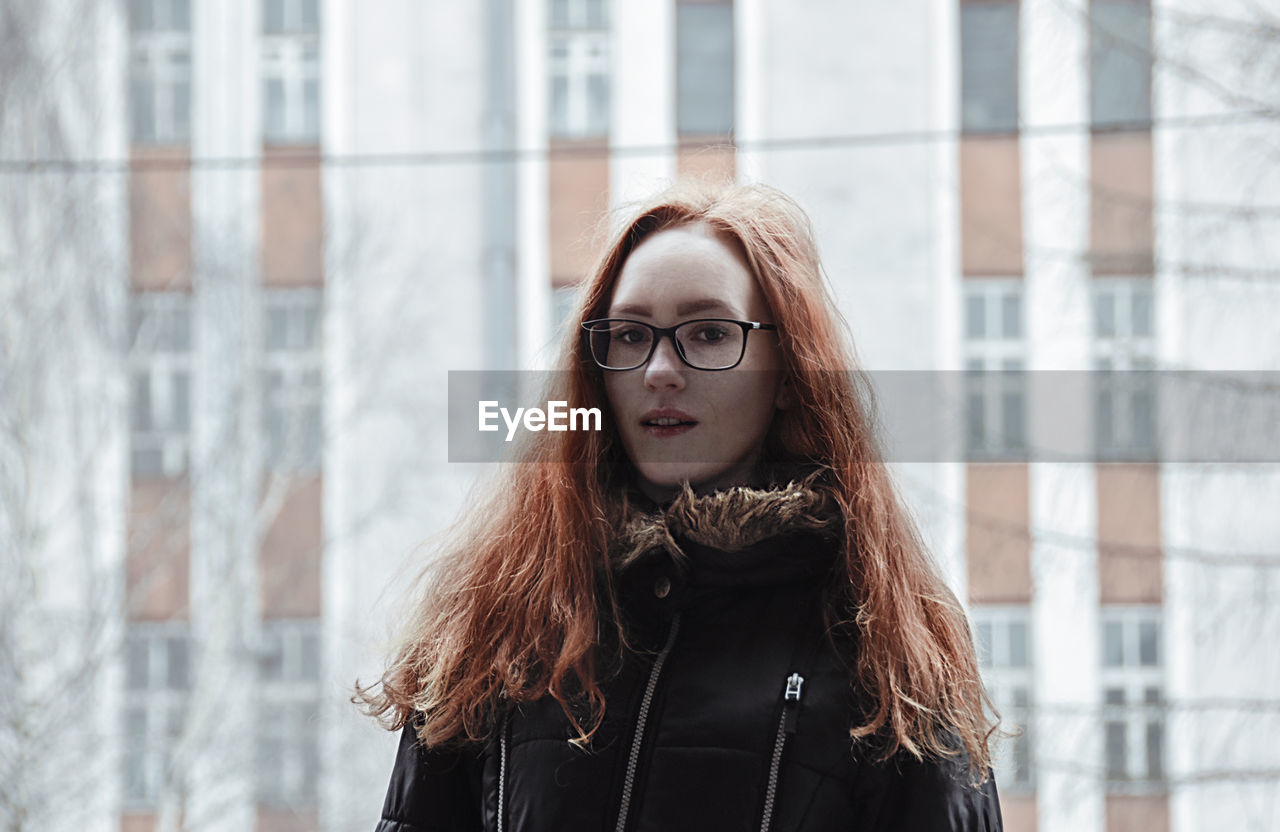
[611, 299, 736, 317]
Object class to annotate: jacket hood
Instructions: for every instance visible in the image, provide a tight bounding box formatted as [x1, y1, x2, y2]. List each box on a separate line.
[607, 464, 846, 586]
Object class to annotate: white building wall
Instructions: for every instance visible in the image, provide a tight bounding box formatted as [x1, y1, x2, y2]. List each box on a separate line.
[321, 1, 496, 828]
[187, 1, 264, 830]
[758, 2, 949, 372]
[749, 0, 966, 595]
[1020, 0, 1104, 830]
[1154, 0, 1280, 830]
[925, 0, 967, 602]
[95, 4, 133, 830]
[515, 0, 553, 368]
[734, 0, 766, 184]
[610, 0, 677, 209]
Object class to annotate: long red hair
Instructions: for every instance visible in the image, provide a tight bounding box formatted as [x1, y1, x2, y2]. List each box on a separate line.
[354, 180, 998, 783]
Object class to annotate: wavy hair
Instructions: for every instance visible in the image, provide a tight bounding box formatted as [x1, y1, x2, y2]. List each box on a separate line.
[353, 180, 1000, 784]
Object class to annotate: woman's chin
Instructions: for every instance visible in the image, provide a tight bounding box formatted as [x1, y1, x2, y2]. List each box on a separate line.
[636, 461, 708, 485]
[633, 459, 762, 500]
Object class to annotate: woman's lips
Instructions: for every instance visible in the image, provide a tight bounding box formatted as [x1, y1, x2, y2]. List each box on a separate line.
[643, 422, 697, 438]
[639, 408, 698, 438]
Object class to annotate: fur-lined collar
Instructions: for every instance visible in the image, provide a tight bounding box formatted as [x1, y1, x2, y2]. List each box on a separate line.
[608, 466, 844, 575]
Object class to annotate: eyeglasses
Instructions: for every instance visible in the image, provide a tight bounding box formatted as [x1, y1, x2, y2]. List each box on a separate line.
[581, 318, 779, 371]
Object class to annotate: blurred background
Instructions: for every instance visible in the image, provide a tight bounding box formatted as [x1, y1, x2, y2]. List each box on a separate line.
[2, 0, 1279, 830]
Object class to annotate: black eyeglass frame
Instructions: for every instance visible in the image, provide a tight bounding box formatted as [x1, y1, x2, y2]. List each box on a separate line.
[580, 317, 780, 371]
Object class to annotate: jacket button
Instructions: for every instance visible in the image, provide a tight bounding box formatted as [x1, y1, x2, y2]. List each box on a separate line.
[654, 575, 671, 599]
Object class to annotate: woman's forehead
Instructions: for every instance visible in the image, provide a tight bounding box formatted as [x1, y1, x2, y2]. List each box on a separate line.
[610, 224, 764, 315]
[624, 222, 747, 270]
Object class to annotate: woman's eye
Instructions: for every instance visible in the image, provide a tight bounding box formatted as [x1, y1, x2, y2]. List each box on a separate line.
[690, 324, 730, 343]
[616, 326, 649, 344]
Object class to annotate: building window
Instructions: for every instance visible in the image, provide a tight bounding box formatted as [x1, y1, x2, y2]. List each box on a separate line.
[964, 281, 1026, 459]
[1090, 0, 1152, 129]
[130, 292, 193, 478]
[1101, 606, 1166, 787]
[262, 289, 323, 471]
[256, 619, 322, 807]
[960, 0, 1019, 134]
[262, 0, 321, 144]
[676, 0, 734, 136]
[549, 0, 610, 138]
[1093, 278, 1157, 459]
[123, 623, 191, 808]
[130, 0, 192, 144]
[972, 606, 1035, 791]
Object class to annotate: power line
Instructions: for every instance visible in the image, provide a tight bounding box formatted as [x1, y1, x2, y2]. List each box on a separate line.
[0, 109, 1274, 174]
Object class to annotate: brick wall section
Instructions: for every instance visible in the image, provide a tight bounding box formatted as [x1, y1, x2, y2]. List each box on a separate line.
[127, 479, 191, 621]
[1097, 463, 1163, 604]
[120, 812, 156, 832]
[960, 136, 1024, 276]
[130, 148, 192, 291]
[256, 807, 318, 832]
[1106, 794, 1169, 832]
[999, 793, 1038, 832]
[967, 463, 1033, 603]
[261, 147, 324, 288]
[549, 138, 610, 286]
[1090, 132, 1154, 275]
[259, 474, 323, 619]
[676, 139, 736, 185]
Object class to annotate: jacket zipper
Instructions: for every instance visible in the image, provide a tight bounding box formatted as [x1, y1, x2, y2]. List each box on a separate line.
[614, 613, 682, 832]
[498, 710, 510, 832]
[759, 672, 805, 832]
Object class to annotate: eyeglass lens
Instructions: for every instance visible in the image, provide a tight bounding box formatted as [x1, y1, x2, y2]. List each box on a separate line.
[588, 320, 745, 370]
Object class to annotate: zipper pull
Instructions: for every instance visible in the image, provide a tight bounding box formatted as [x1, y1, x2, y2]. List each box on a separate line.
[782, 672, 804, 735]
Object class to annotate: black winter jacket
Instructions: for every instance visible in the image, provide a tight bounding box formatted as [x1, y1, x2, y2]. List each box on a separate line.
[375, 476, 1003, 832]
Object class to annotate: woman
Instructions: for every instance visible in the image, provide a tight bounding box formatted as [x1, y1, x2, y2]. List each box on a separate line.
[356, 181, 1005, 831]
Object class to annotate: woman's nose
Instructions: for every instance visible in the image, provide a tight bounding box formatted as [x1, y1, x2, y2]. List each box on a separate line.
[644, 334, 686, 388]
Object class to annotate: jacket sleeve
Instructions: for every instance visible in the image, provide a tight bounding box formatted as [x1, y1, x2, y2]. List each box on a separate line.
[867, 749, 1004, 832]
[890, 752, 998, 824]
[375, 715, 485, 832]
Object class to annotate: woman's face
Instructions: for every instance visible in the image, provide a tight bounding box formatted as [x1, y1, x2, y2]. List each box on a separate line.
[602, 223, 789, 503]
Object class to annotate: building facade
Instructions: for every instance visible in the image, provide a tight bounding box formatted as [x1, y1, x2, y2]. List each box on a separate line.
[3, 1, 1277, 831]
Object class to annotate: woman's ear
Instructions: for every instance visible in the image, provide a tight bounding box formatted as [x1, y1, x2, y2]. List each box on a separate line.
[775, 373, 795, 410]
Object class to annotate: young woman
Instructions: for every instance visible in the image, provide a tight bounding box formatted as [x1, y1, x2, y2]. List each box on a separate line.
[356, 182, 1005, 831]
